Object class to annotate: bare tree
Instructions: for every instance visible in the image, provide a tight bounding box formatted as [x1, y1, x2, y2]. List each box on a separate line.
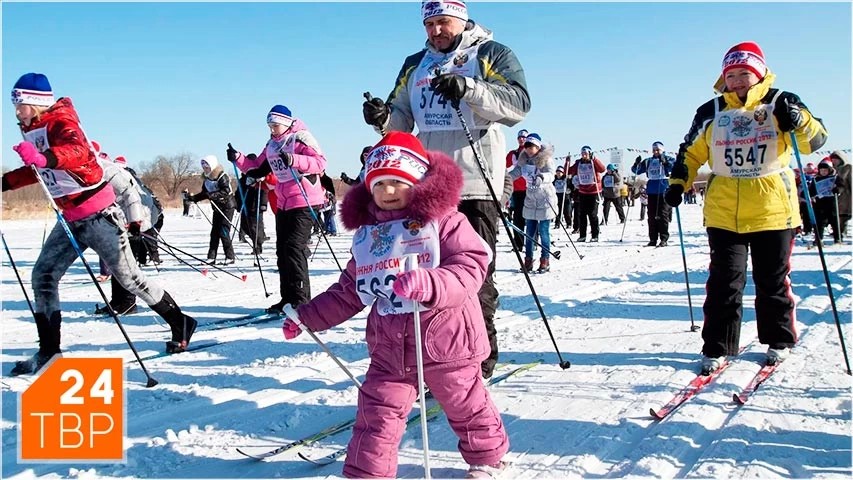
[138, 152, 199, 199]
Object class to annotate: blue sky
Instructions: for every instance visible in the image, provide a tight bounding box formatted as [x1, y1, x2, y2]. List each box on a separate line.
[3, 1, 851, 179]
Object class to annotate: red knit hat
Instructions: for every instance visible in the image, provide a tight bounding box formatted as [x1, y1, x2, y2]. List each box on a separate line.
[364, 132, 430, 191]
[722, 41, 767, 79]
[114, 156, 127, 166]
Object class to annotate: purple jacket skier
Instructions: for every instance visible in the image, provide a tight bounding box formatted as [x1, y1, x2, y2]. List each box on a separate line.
[283, 132, 509, 478]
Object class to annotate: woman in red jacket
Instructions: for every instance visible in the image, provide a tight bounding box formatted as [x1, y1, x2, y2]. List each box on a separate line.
[567, 146, 606, 242]
[3, 73, 197, 376]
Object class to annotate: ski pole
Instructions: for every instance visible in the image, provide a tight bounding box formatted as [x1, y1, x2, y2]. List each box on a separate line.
[449, 97, 571, 370]
[207, 199, 245, 263]
[200, 201, 248, 274]
[620, 201, 632, 242]
[194, 201, 214, 227]
[252, 185, 271, 297]
[402, 254, 431, 479]
[41, 208, 49, 247]
[282, 304, 363, 389]
[229, 152, 250, 242]
[545, 198, 583, 260]
[790, 132, 850, 374]
[309, 231, 322, 261]
[288, 166, 344, 272]
[674, 206, 699, 332]
[28, 165, 158, 387]
[834, 193, 843, 242]
[1, 230, 37, 319]
[502, 218, 561, 260]
[142, 232, 247, 282]
[149, 230, 216, 279]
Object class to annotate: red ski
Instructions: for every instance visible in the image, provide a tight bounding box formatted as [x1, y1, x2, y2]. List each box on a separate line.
[732, 362, 781, 405]
[649, 349, 746, 420]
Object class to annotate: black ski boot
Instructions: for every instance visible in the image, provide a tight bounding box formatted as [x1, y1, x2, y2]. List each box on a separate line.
[266, 299, 285, 314]
[11, 312, 61, 376]
[151, 291, 198, 353]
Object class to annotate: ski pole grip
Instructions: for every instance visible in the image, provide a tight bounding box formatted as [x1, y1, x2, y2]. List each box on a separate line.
[282, 304, 303, 328]
[400, 253, 420, 274]
[363, 92, 372, 101]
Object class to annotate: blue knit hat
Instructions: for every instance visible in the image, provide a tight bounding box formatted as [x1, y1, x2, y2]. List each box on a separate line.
[11, 73, 55, 107]
[581, 145, 592, 154]
[524, 133, 542, 147]
[652, 141, 664, 151]
[267, 105, 294, 126]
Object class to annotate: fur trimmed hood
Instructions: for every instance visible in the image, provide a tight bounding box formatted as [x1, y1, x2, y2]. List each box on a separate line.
[340, 149, 463, 229]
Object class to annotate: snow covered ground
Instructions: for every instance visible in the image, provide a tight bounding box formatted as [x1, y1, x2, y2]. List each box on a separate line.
[1, 202, 851, 479]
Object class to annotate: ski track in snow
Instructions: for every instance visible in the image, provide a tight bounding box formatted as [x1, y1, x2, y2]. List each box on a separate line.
[1, 204, 851, 479]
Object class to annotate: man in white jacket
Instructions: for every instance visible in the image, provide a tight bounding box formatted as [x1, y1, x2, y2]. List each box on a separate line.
[362, 0, 530, 379]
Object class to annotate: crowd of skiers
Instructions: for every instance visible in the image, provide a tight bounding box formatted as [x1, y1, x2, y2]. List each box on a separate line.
[505, 133, 682, 260]
[2, 1, 849, 478]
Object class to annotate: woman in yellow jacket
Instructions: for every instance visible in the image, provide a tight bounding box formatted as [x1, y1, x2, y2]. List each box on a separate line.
[665, 41, 828, 374]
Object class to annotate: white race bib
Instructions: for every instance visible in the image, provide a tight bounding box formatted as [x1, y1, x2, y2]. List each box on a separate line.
[24, 127, 101, 198]
[265, 137, 295, 183]
[646, 159, 665, 180]
[711, 97, 782, 179]
[814, 177, 836, 198]
[577, 162, 595, 185]
[410, 46, 483, 132]
[521, 164, 538, 185]
[351, 219, 440, 316]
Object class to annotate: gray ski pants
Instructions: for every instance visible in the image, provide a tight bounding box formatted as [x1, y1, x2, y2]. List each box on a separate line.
[33, 203, 165, 315]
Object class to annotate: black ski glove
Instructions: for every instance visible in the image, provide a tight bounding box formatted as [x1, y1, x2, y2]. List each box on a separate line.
[279, 152, 293, 168]
[776, 96, 805, 133]
[664, 185, 684, 208]
[226, 143, 239, 162]
[362, 97, 390, 128]
[431, 73, 467, 102]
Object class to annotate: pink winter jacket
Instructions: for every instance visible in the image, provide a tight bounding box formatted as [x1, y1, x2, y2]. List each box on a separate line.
[296, 150, 491, 376]
[234, 118, 326, 211]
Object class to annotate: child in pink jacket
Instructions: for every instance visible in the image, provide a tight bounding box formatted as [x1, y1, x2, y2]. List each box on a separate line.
[282, 132, 509, 478]
[227, 105, 327, 312]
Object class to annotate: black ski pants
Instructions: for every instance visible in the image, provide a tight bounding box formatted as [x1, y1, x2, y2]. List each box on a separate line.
[702, 227, 797, 357]
[276, 207, 315, 308]
[602, 197, 625, 224]
[577, 194, 600, 239]
[209, 203, 235, 260]
[646, 193, 671, 244]
[555, 192, 571, 227]
[814, 197, 840, 242]
[458, 199, 499, 379]
[799, 200, 813, 234]
[510, 191, 526, 250]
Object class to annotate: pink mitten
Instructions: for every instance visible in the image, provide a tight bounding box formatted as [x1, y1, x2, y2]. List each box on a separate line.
[392, 269, 433, 303]
[13, 142, 47, 168]
[282, 318, 302, 340]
